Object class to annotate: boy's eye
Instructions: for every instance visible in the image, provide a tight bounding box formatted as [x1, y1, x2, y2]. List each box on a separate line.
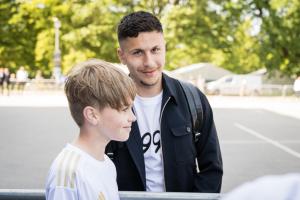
[122, 106, 130, 112]
[122, 104, 133, 112]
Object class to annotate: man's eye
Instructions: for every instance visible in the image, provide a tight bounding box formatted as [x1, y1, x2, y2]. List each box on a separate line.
[133, 51, 142, 56]
[122, 107, 129, 112]
[152, 47, 160, 53]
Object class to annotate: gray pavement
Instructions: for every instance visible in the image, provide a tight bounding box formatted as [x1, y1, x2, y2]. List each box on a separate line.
[209, 95, 300, 120]
[1, 93, 300, 119]
[214, 108, 300, 192]
[0, 93, 300, 192]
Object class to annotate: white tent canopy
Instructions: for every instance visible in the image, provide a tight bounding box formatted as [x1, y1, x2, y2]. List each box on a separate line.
[172, 63, 232, 82]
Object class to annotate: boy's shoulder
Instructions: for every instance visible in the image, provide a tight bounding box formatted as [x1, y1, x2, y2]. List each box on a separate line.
[47, 144, 115, 189]
[46, 144, 84, 188]
[46, 144, 119, 200]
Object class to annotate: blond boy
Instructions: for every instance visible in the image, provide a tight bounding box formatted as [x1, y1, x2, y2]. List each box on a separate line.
[45, 59, 136, 200]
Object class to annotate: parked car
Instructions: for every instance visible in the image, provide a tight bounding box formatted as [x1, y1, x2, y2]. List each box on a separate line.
[206, 74, 262, 96]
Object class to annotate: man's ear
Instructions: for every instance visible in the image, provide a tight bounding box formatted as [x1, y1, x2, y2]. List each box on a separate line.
[83, 106, 99, 126]
[117, 47, 126, 65]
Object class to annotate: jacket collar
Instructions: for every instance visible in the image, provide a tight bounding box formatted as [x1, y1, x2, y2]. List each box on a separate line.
[125, 121, 146, 189]
[161, 73, 179, 106]
[125, 72, 179, 190]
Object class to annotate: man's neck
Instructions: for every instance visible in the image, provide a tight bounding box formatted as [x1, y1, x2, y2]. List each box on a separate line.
[136, 83, 163, 97]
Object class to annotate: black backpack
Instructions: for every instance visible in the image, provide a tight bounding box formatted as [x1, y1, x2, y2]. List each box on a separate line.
[178, 80, 203, 173]
[178, 80, 203, 143]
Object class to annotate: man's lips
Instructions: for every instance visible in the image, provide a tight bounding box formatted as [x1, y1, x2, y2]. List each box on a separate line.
[142, 69, 156, 76]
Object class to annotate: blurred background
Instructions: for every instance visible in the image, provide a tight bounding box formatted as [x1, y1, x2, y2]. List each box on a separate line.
[1, 0, 300, 86]
[0, 0, 300, 194]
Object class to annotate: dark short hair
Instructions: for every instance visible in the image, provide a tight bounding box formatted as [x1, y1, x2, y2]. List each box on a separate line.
[117, 11, 163, 41]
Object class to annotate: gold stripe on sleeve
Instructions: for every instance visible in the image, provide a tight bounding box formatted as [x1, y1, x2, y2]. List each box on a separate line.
[56, 150, 70, 186]
[69, 153, 81, 189]
[98, 192, 105, 200]
[63, 151, 76, 187]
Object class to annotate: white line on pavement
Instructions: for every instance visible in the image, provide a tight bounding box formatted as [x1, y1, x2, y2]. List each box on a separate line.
[221, 140, 300, 144]
[234, 123, 300, 159]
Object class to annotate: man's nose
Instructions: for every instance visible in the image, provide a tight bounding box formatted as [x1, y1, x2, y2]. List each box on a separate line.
[143, 52, 155, 68]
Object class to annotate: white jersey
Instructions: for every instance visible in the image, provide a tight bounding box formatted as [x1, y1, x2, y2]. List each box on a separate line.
[45, 144, 119, 200]
[133, 92, 165, 192]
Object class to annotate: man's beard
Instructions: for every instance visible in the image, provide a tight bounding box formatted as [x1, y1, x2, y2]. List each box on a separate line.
[140, 80, 158, 87]
[139, 76, 161, 87]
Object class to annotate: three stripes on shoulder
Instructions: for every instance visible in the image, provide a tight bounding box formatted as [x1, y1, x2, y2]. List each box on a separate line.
[55, 149, 81, 189]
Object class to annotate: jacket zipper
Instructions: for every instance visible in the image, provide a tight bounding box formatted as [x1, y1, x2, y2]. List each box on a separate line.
[159, 96, 171, 192]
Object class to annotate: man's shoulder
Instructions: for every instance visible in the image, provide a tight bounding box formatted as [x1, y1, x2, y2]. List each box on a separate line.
[162, 73, 179, 84]
[162, 73, 207, 101]
[162, 73, 186, 93]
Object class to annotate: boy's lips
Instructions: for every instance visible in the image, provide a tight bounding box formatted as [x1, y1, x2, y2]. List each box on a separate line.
[124, 125, 132, 129]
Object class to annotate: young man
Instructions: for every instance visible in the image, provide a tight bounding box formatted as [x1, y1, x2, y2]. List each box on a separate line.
[45, 59, 136, 200]
[106, 11, 223, 192]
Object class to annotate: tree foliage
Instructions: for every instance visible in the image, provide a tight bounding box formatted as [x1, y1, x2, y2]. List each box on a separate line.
[0, 0, 299, 77]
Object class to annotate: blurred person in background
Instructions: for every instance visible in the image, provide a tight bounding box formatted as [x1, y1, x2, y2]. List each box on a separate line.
[16, 66, 28, 94]
[293, 76, 300, 97]
[0, 67, 4, 95]
[2, 68, 11, 96]
[9, 73, 17, 92]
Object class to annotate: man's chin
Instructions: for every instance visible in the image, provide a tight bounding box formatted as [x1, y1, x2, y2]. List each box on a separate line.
[139, 76, 162, 87]
[140, 80, 159, 87]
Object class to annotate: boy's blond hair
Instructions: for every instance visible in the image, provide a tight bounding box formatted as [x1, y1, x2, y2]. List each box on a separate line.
[64, 59, 136, 126]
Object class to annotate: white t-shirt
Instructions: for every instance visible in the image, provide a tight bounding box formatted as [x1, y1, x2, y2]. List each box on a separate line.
[133, 92, 165, 192]
[45, 144, 119, 200]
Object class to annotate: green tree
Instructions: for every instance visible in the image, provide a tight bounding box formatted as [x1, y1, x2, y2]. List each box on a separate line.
[255, 0, 300, 76]
[1, 0, 299, 77]
[0, 0, 37, 74]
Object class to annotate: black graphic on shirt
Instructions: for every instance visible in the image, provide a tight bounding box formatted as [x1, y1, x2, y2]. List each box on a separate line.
[141, 130, 161, 154]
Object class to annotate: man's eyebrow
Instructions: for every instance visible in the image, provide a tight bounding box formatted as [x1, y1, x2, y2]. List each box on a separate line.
[129, 48, 143, 53]
[152, 45, 161, 49]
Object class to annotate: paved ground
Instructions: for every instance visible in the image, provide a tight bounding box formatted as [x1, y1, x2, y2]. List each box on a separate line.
[209, 95, 300, 120]
[215, 108, 300, 192]
[0, 93, 299, 193]
[1, 93, 300, 119]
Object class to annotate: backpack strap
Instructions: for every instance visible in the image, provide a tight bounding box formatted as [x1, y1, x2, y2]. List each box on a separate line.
[179, 80, 204, 173]
[105, 142, 116, 160]
[178, 80, 203, 142]
[105, 141, 124, 160]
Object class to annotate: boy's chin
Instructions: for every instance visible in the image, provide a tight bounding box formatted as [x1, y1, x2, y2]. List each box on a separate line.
[115, 132, 130, 142]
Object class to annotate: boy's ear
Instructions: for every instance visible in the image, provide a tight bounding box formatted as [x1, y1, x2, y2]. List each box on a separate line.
[83, 106, 99, 126]
[117, 48, 126, 65]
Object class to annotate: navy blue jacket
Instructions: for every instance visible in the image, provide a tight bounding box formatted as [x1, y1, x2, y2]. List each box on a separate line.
[106, 74, 223, 192]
